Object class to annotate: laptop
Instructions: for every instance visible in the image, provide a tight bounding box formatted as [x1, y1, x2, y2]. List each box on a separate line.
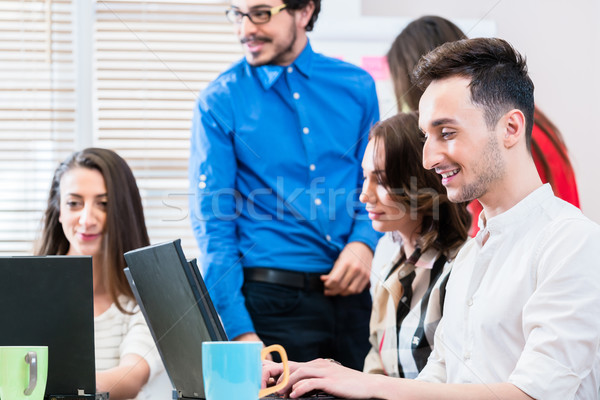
[124, 240, 362, 400]
[0, 256, 97, 398]
[123, 239, 226, 400]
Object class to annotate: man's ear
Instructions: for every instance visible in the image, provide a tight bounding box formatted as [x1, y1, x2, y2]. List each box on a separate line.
[295, 1, 315, 30]
[503, 109, 526, 149]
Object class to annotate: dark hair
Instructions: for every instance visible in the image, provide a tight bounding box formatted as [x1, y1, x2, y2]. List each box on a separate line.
[35, 148, 150, 313]
[387, 16, 466, 112]
[370, 112, 470, 257]
[413, 37, 535, 149]
[283, 0, 320, 31]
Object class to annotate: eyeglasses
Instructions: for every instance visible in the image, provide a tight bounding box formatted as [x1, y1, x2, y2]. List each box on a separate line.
[225, 4, 287, 25]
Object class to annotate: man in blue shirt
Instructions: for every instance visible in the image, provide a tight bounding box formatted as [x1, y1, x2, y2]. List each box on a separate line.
[189, 0, 380, 368]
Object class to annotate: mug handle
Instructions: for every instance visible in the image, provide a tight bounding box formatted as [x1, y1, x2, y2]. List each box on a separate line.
[258, 344, 289, 398]
[24, 351, 38, 396]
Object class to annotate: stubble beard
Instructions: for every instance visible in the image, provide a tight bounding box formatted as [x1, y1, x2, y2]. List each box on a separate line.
[455, 132, 505, 203]
[246, 21, 298, 67]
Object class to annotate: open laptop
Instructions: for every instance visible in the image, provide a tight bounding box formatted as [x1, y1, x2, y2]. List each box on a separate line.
[0, 256, 97, 399]
[124, 240, 363, 400]
[123, 239, 226, 400]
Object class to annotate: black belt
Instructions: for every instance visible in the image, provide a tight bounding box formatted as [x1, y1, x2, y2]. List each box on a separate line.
[244, 267, 325, 292]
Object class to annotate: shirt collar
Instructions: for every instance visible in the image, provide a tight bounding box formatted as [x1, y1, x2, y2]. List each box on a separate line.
[249, 40, 314, 90]
[392, 236, 440, 270]
[476, 184, 553, 245]
[413, 247, 439, 270]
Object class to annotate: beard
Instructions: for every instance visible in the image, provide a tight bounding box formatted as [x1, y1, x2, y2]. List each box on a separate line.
[242, 20, 298, 66]
[268, 27, 297, 66]
[455, 132, 505, 203]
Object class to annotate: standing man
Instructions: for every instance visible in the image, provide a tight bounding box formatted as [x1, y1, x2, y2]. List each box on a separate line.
[189, 0, 380, 369]
[262, 38, 600, 400]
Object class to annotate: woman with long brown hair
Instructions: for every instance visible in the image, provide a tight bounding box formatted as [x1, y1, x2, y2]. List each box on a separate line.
[360, 112, 470, 378]
[36, 148, 167, 400]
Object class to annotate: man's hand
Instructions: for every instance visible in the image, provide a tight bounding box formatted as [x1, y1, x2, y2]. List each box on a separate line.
[321, 241, 373, 296]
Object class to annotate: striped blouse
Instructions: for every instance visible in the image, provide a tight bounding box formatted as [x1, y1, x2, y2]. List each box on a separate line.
[364, 234, 455, 378]
[94, 296, 171, 400]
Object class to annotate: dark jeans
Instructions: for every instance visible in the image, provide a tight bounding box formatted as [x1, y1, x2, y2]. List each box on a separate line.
[242, 280, 372, 370]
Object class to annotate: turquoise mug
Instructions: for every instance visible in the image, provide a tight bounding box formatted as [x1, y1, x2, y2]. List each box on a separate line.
[202, 341, 289, 400]
[0, 346, 48, 400]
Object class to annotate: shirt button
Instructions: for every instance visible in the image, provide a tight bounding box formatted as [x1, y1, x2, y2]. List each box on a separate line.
[314, 198, 322, 206]
[464, 352, 471, 361]
[200, 174, 207, 181]
[303, 127, 309, 134]
[325, 234, 332, 242]
[287, 66, 293, 73]
[467, 298, 473, 306]
[293, 92, 300, 100]
[309, 164, 316, 171]
[198, 182, 207, 189]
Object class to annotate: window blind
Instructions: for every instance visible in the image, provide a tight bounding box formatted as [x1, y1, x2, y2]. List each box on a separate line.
[0, 0, 76, 255]
[0, 0, 243, 258]
[93, 0, 242, 258]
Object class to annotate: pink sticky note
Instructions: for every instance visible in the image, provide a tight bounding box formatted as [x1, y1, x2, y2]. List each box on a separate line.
[361, 56, 390, 81]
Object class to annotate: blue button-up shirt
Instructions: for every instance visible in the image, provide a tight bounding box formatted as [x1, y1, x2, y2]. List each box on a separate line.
[189, 41, 380, 339]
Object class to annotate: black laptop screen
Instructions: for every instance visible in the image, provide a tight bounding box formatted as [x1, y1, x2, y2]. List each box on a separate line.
[124, 240, 227, 400]
[0, 256, 96, 396]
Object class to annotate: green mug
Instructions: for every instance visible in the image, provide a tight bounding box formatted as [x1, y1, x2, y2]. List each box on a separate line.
[0, 346, 48, 400]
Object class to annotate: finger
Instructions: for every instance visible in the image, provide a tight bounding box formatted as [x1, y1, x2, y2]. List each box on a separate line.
[324, 264, 344, 287]
[331, 262, 363, 295]
[320, 273, 340, 296]
[322, 266, 347, 293]
[261, 362, 283, 388]
[290, 378, 324, 399]
[341, 269, 370, 295]
[275, 360, 302, 393]
[336, 263, 356, 291]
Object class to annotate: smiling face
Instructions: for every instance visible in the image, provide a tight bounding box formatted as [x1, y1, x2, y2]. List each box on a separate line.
[419, 76, 506, 204]
[58, 167, 107, 258]
[360, 139, 412, 232]
[231, 0, 309, 66]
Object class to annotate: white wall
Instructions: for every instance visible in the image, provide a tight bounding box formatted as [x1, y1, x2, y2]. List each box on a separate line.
[313, 0, 600, 223]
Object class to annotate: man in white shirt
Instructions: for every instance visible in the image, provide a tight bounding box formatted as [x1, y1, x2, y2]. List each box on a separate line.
[262, 37, 600, 400]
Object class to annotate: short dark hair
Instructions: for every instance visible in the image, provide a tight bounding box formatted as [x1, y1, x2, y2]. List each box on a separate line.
[413, 37, 535, 149]
[370, 112, 470, 257]
[283, 0, 320, 31]
[387, 16, 466, 112]
[35, 148, 150, 314]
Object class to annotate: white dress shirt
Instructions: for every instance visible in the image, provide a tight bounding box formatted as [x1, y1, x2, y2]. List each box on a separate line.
[417, 185, 600, 400]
